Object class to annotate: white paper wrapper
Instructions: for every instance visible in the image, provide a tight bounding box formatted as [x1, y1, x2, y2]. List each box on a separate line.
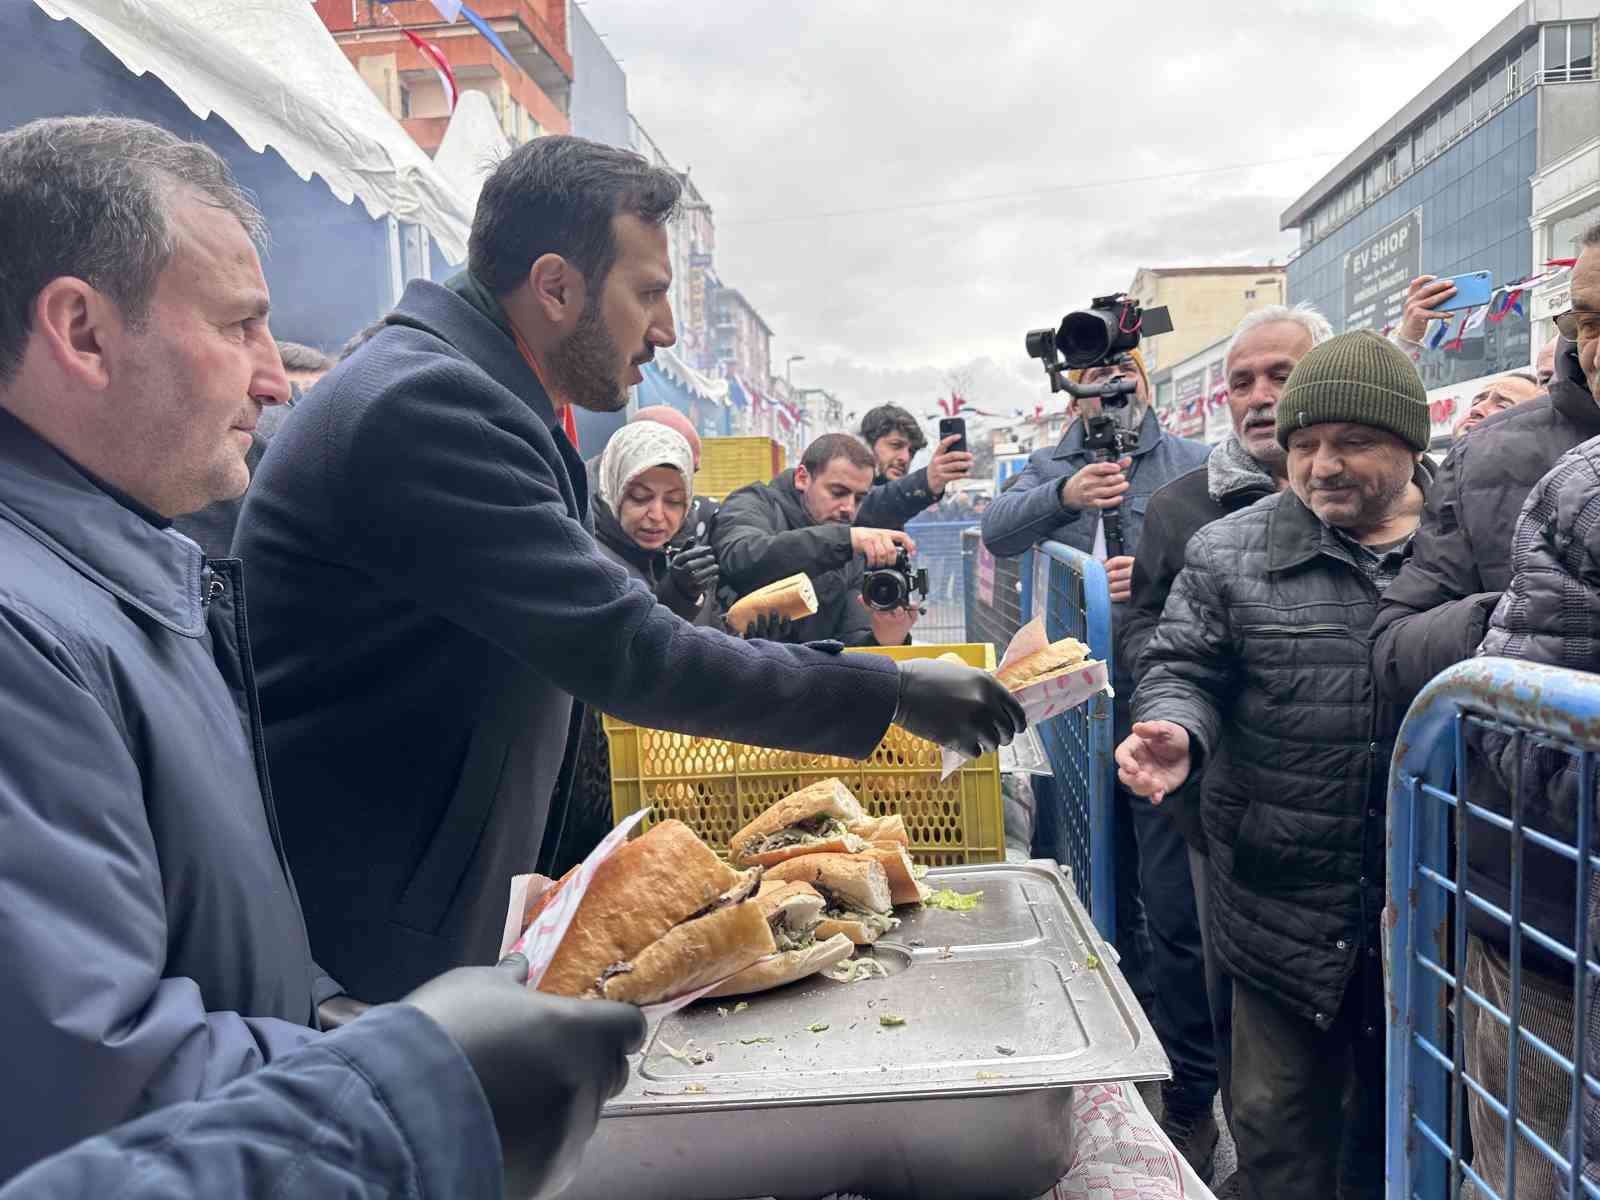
[941, 615, 1113, 780]
[498, 808, 768, 1020]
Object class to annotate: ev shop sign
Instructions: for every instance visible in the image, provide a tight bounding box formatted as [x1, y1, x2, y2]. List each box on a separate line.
[1343, 209, 1421, 333]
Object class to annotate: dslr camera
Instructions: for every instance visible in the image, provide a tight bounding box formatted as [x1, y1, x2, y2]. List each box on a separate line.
[862, 549, 929, 612]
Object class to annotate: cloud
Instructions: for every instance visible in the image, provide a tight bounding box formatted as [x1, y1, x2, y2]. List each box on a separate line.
[582, 0, 1519, 385]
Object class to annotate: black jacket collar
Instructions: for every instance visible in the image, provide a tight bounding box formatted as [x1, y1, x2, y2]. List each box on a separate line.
[1267, 460, 1435, 575]
[768, 468, 816, 530]
[0, 406, 205, 635]
[385, 279, 560, 430]
[1549, 336, 1600, 433]
[384, 279, 589, 517]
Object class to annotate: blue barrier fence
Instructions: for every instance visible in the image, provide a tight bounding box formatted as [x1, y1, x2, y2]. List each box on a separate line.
[1032, 541, 1117, 942]
[960, 527, 1031, 653]
[1388, 658, 1600, 1199]
[905, 519, 977, 644]
[959, 529, 1115, 941]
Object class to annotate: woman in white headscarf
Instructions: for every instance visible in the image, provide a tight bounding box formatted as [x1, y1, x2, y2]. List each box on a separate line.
[594, 421, 719, 626]
[551, 421, 721, 873]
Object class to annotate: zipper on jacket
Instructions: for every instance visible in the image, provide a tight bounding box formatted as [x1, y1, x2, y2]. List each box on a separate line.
[200, 568, 224, 607]
[1238, 622, 1348, 637]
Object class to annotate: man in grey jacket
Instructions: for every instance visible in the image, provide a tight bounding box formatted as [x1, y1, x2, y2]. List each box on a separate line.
[0, 116, 644, 1197]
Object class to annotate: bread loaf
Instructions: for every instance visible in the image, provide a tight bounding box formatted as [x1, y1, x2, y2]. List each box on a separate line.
[726, 573, 819, 634]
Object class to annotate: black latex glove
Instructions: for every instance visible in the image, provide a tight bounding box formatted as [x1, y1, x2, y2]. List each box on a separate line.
[893, 657, 1027, 758]
[665, 543, 719, 599]
[740, 612, 796, 642]
[402, 954, 646, 1200]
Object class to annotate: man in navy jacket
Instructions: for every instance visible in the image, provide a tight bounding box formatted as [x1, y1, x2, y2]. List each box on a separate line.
[235, 135, 1023, 1003]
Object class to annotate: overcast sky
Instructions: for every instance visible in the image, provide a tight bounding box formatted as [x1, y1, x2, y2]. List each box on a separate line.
[582, 0, 1520, 422]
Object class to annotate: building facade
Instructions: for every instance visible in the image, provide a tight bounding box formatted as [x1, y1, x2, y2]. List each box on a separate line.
[1127, 265, 1286, 373]
[1150, 334, 1234, 445]
[713, 288, 773, 389]
[1282, 3, 1598, 418]
[1530, 130, 1600, 344]
[313, 0, 571, 155]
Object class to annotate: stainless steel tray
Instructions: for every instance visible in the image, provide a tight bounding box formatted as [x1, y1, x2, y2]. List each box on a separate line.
[557, 860, 1168, 1200]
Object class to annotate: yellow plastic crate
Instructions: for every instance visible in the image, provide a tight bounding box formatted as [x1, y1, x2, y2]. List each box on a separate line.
[602, 643, 1004, 866]
[697, 436, 786, 501]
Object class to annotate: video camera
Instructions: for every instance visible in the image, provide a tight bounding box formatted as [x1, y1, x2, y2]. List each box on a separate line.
[862, 549, 930, 612]
[1023, 294, 1175, 559]
[1024, 293, 1173, 395]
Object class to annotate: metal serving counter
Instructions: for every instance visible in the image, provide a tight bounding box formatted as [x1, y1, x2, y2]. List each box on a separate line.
[557, 860, 1168, 1200]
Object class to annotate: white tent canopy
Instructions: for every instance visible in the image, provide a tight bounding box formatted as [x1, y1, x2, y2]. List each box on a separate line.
[34, 0, 474, 263]
[432, 90, 510, 216]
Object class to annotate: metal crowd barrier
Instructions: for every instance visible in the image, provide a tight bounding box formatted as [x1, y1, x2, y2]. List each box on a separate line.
[1031, 540, 1116, 941]
[1388, 658, 1600, 1199]
[960, 527, 1031, 651]
[905, 518, 977, 644]
[959, 528, 1115, 941]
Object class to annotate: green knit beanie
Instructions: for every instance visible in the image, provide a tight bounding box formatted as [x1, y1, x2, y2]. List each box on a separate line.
[1275, 329, 1430, 452]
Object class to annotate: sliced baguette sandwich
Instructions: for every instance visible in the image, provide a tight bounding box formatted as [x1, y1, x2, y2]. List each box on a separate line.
[726, 573, 819, 635]
[704, 880, 854, 998]
[995, 636, 1093, 691]
[729, 778, 867, 867]
[536, 819, 773, 1004]
[865, 842, 931, 907]
[764, 853, 897, 945]
[848, 813, 907, 845]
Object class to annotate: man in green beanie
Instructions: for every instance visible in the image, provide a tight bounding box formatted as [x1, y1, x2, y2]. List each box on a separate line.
[1115, 329, 1432, 1200]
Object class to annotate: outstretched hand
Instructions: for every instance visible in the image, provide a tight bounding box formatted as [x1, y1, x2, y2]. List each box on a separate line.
[1114, 720, 1192, 804]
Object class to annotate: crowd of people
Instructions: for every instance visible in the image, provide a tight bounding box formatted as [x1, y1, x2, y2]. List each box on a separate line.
[983, 230, 1600, 1198]
[3, 101, 1600, 1200]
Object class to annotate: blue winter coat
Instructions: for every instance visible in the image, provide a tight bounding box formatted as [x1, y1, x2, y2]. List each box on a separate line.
[0, 1004, 500, 1200]
[0, 408, 329, 1182]
[234, 280, 903, 1003]
[979, 408, 1209, 562]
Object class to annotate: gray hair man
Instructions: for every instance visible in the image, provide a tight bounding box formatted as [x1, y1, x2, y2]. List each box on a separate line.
[0, 115, 643, 1198]
[1116, 301, 1333, 1181]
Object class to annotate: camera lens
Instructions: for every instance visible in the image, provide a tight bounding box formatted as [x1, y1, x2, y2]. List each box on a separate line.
[1057, 309, 1119, 370]
[862, 571, 906, 611]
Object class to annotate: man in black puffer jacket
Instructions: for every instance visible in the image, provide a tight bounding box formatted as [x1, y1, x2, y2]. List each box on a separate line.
[1120, 305, 1329, 1161]
[1118, 330, 1433, 1200]
[1461, 355, 1600, 1197]
[1373, 248, 1600, 711]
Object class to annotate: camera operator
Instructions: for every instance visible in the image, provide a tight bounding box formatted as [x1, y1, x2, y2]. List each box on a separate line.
[982, 335, 1208, 1118]
[856, 403, 973, 530]
[981, 348, 1207, 597]
[714, 433, 921, 646]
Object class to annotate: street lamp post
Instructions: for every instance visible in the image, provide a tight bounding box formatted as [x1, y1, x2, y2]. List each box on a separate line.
[785, 354, 805, 388]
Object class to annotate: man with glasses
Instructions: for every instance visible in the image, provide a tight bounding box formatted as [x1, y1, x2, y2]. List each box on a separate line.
[1373, 224, 1600, 1199]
